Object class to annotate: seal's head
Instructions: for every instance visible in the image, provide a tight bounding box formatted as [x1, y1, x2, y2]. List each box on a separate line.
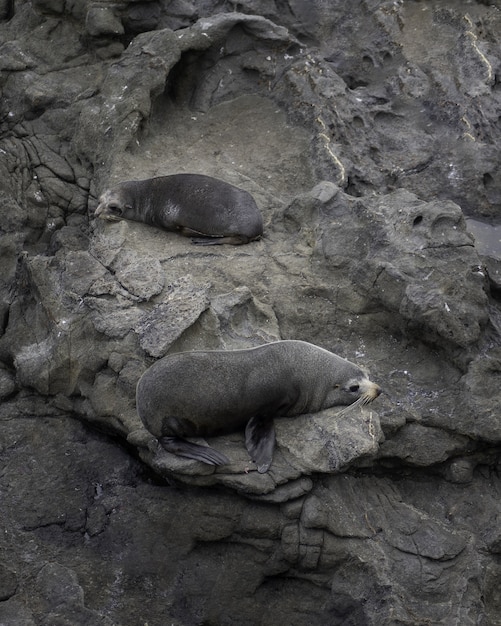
[332, 369, 382, 416]
[322, 372, 381, 408]
[347, 374, 381, 403]
[94, 186, 134, 222]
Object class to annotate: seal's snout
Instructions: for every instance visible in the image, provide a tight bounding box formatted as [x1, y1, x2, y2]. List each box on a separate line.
[360, 381, 382, 405]
[94, 197, 123, 222]
[369, 383, 382, 401]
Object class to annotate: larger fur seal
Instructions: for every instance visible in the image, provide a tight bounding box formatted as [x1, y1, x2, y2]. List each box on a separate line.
[94, 173, 263, 245]
[136, 340, 382, 473]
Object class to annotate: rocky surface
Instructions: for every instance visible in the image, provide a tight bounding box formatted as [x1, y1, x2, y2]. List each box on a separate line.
[1, 0, 501, 624]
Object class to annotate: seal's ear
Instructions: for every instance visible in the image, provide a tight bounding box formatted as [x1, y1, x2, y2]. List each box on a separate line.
[245, 416, 276, 473]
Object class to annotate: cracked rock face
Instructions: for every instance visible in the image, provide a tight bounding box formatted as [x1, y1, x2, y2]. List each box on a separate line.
[1, 1, 501, 624]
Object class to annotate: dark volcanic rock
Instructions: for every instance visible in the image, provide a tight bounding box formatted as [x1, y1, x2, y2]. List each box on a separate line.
[1, 1, 501, 624]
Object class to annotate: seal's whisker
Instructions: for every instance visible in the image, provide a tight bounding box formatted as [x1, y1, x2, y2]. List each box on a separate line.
[337, 392, 377, 416]
[337, 396, 365, 416]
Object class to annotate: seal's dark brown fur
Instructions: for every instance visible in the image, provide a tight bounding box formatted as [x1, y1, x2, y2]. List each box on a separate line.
[95, 173, 263, 245]
[136, 340, 381, 473]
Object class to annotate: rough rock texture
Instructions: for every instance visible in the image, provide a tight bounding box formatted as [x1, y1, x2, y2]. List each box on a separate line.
[1, 0, 501, 623]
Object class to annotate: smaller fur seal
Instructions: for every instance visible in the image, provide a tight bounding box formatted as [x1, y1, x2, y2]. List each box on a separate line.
[94, 173, 263, 245]
[136, 340, 382, 473]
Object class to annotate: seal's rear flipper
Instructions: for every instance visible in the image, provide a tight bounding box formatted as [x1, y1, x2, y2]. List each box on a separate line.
[159, 436, 229, 466]
[190, 235, 247, 245]
[245, 416, 276, 473]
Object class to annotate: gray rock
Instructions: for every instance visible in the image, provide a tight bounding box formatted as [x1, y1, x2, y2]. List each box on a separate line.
[0, 599, 35, 626]
[0, 367, 16, 399]
[36, 563, 114, 626]
[85, 6, 124, 37]
[319, 189, 489, 354]
[379, 422, 471, 466]
[135, 276, 210, 357]
[461, 348, 501, 443]
[0, 563, 17, 601]
[276, 405, 382, 473]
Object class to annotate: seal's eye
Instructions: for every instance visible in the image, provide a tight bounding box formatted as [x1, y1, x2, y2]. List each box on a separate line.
[108, 203, 123, 215]
[349, 384, 360, 393]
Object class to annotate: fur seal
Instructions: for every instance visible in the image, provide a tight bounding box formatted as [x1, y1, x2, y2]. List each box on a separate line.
[94, 173, 263, 245]
[136, 340, 382, 473]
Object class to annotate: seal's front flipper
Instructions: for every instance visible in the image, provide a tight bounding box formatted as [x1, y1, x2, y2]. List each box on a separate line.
[159, 436, 229, 466]
[245, 416, 276, 473]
